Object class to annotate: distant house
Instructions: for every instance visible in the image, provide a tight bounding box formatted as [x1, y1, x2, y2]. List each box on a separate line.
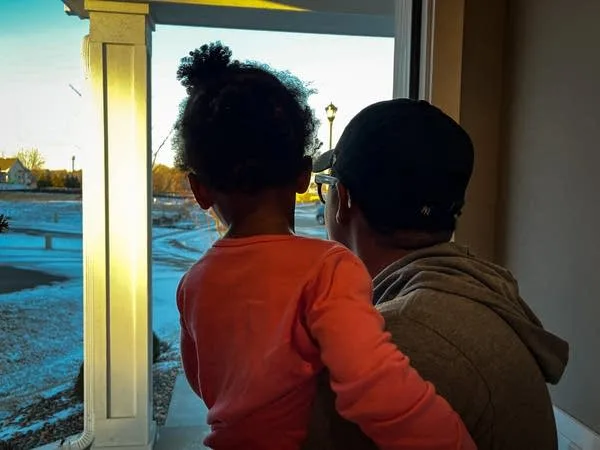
[0, 158, 36, 188]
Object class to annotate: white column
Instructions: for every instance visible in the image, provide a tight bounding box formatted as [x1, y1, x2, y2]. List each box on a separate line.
[81, 1, 155, 448]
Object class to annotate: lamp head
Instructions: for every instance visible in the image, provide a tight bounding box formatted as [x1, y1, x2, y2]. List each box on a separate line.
[325, 102, 338, 122]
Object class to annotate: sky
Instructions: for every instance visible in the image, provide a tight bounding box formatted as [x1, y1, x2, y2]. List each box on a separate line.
[0, 0, 394, 170]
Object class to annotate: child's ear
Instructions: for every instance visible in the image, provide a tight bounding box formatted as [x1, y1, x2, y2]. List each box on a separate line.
[296, 156, 313, 194]
[188, 173, 213, 210]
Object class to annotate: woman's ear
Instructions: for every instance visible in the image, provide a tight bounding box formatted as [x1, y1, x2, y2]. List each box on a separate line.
[188, 173, 213, 210]
[296, 156, 313, 194]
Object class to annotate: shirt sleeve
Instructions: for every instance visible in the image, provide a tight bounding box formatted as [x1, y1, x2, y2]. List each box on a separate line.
[303, 248, 475, 450]
[177, 274, 203, 398]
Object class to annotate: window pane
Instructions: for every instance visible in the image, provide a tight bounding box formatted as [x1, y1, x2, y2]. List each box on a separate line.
[296, 175, 327, 238]
[0, 189, 84, 448]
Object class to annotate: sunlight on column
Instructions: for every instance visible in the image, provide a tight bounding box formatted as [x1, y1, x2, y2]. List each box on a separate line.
[168, 0, 308, 12]
[106, 45, 140, 418]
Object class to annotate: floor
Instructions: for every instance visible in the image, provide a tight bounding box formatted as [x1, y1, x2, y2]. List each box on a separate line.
[154, 374, 210, 450]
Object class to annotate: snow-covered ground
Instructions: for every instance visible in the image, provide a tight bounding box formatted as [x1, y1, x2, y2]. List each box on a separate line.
[0, 196, 326, 438]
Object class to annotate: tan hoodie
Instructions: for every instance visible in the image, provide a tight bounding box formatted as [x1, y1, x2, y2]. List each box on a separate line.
[303, 243, 569, 450]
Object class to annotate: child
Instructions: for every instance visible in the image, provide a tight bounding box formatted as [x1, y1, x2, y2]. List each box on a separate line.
[175, 42, 475, 450]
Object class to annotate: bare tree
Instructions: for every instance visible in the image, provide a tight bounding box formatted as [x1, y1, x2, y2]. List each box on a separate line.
[16, 147, 45, 171]
[152, 125, 175, 169]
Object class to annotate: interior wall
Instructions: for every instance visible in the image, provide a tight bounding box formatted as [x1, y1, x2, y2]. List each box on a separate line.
[453, 0, 507, 261]
[428, 0, 465, 123]
[498, 0, 600, 433]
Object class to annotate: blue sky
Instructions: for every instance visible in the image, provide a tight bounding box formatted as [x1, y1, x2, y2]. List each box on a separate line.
[0, 0, 394, 169]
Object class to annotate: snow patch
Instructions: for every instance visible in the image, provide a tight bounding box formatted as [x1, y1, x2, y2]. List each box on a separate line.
[0, 198, 326, 438]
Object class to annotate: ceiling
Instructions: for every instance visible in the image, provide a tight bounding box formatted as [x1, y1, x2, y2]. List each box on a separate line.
[62, 0, 396, 37]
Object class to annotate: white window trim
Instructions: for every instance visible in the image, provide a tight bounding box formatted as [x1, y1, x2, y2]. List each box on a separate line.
[417, 0, 465, 121]
[393, 0, 414, 99]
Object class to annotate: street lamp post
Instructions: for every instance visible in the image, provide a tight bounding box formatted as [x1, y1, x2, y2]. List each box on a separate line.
[325, 102, 338, 150]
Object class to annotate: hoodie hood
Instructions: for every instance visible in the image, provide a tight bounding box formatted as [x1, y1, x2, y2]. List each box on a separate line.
[373, 242, 569, 384]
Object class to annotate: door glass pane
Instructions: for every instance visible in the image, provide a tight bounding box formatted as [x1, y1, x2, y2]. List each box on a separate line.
[148, 26, 393, 441]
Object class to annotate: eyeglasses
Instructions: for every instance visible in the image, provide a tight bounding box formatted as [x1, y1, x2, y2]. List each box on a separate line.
[315, 173, 338, 204]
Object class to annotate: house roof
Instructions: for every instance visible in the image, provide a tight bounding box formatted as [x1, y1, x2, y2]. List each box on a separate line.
[0, 158, 18, 171]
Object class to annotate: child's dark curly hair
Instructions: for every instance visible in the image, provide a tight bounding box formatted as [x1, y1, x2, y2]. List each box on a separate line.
[173, 41, 320, 193]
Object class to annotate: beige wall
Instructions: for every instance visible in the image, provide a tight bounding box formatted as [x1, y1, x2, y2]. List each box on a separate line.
[425, 0, 507, 261]
[453, 0, 507, 261]
[498, 0, 600, 433]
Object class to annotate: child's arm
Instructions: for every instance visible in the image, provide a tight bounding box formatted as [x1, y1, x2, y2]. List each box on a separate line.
[176, 276, 203, 398]
[303, 248, 475, 450]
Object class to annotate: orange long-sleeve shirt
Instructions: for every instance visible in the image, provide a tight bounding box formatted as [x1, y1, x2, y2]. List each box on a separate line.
[177, 235, 475, 450]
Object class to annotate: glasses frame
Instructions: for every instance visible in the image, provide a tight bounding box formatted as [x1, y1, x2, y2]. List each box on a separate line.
[315, 173, 338, 204]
